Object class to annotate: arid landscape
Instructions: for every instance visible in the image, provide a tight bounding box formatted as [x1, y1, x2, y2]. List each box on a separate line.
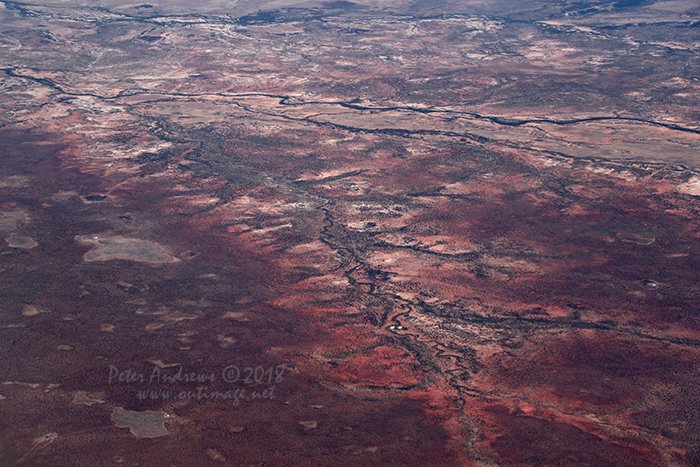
[1, 0, 700, 465]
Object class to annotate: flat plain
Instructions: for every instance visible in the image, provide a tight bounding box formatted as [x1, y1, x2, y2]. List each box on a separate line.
[1, 0, 700, 465]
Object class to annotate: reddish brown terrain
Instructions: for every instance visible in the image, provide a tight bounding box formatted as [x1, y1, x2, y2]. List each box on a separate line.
[1, 0, 700, 466]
